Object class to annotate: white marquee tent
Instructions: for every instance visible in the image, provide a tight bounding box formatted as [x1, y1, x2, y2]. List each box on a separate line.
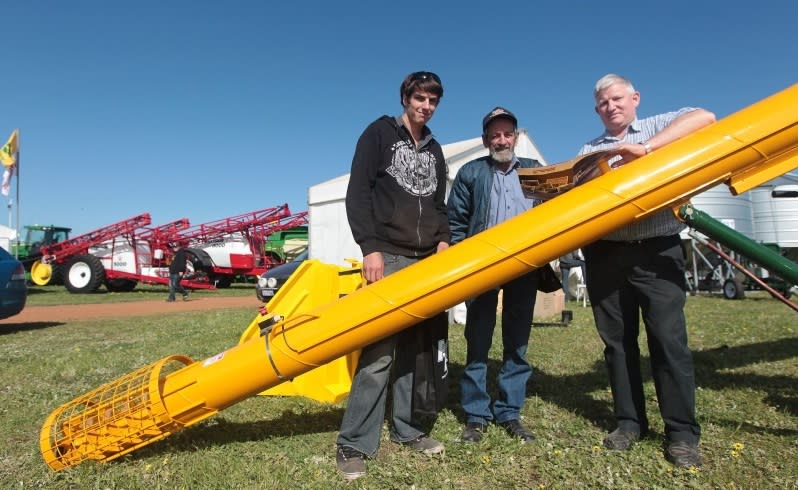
[307, 129, 547, 266]
[0, 224, 17, 252]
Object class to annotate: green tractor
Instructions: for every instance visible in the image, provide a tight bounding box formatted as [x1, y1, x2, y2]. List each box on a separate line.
[263, 225, 308, 264]
[12, 224, 71, 284]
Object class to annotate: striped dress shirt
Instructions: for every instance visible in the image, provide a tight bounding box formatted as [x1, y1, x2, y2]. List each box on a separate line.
[578, 108, 697, 241]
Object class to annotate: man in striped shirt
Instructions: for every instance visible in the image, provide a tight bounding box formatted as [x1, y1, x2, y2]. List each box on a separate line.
[578, 74, 715, 468]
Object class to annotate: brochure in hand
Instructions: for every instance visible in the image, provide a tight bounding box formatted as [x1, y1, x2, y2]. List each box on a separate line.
[517, 150, 615, 200]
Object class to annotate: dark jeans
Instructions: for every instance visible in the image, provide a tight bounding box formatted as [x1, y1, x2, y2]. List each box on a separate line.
[583, 235, 700, 444]
[460, 270, 538, 425]
[336, 253, 435, 457]
[168, 273, 187, 301]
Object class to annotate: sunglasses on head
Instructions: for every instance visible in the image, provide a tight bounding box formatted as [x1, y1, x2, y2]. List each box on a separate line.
[410, 71, 441, 84]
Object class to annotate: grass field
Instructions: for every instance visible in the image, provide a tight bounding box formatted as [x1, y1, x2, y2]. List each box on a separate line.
[1, 288, 796, 489]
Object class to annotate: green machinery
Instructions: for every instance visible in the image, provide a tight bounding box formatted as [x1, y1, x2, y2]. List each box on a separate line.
[11, 224, 71, 282]
[678, 204, 797, 306]
[263, 225, 308, 262]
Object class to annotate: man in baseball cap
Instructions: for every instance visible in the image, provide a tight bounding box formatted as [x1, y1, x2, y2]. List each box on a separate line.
[482, 106, 518, 133]
[448, 106, 543, 445]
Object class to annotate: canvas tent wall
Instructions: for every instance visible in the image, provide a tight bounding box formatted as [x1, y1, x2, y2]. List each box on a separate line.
[0, 224, 17, 252]
[308, 129, 547, 266]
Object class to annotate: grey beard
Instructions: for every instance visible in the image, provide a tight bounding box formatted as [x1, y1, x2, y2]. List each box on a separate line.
[490, 148, 515, 164]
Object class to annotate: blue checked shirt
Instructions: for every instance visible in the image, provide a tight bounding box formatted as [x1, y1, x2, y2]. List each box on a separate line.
[578, 108, 697, 241]
[487, 158, 537, 228]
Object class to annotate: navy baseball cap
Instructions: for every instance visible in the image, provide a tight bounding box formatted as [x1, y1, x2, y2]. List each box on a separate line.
[482, 107, 518, 132]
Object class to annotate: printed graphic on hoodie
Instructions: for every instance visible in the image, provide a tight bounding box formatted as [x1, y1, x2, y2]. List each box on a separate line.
[386, 140, 438, 197]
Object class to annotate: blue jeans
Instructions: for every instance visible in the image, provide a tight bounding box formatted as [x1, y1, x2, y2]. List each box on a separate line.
[168, 273, 187, 301]
[461, 271, 538, 425]
[336, 253, 431, 457]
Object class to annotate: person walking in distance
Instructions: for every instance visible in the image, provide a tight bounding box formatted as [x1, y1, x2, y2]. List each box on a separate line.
[167, 243, 190, 302]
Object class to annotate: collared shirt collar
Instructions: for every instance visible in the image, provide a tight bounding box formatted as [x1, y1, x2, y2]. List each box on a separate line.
[490, 155, 520, 175]
[596, 118, 643, 144]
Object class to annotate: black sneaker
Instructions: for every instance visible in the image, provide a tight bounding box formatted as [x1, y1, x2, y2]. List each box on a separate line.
[499, 419, 536, 443]
[336, 445, 366, 481]
[666, 440, 702, 468]
[462, 421, 487, 443]
[602, 428, 639, 450]
[400, 436, 445, 455]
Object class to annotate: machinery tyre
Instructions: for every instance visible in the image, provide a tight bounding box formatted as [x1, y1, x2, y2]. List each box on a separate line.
[51, 264, 65, 285]
[722, 278, 745, 300]
[105, 278, 138, 292]
[186, 251, 210, 284]
[213, 275, 233, 288]
[65, 255, 106, 293]
[30, 260, 53, 286]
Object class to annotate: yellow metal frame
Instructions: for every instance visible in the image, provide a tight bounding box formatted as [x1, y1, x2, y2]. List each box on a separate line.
[238, 259, 364, 403]
[40, 83, 798, 471]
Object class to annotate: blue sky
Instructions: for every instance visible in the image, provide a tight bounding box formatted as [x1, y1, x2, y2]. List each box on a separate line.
[4, 1, 797, 235]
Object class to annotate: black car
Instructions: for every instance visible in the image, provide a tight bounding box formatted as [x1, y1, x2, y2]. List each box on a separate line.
[0, 247, 27, 320]
[255, 250, 308, 302]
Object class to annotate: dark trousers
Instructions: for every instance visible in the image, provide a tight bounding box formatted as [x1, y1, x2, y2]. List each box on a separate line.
[337, 253, 434, 457]
[583, 235, 700, 444]
[168, 273, 187, 301]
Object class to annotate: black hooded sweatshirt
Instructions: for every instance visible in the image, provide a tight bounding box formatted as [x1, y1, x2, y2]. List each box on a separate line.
[346, 115, 450, 258]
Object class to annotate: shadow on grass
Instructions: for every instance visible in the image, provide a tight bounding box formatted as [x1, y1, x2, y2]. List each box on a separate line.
[0, 321, 65, 334]
[122, 337, 796, 462]
[530, 336, 798, 433]
[129, 407, 346, 461]
[446, 336, 798, 435]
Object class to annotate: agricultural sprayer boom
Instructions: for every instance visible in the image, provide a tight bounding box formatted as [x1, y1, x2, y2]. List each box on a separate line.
[175, 204, 292, 242]
[38, 213, 152, 265]
[138, 218, 191, 258]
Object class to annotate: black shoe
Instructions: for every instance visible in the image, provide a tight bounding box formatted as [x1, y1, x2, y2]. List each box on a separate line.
[666, 440, 702, 468]
[602, 428, 639, 450]
[400, 435, 444, 455]
[499, 419, 536, 443]
[336, 445, 366, 481]
[165, 298, 175, 302]
[461, 422, 487, 443]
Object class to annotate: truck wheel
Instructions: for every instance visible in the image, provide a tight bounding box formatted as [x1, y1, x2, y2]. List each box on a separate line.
[105, 278, 138, 292]
[722, 278, 745, 300]
[65, 255, 106, 293]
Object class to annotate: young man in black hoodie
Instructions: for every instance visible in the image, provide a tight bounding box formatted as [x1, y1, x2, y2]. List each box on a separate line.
[336, 71, 450, 481]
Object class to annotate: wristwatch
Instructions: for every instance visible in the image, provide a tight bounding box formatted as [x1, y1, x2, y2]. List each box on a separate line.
[642, 141, 653, 154]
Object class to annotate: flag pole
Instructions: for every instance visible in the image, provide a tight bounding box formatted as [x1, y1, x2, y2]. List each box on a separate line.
[15, 129, 20, 258]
